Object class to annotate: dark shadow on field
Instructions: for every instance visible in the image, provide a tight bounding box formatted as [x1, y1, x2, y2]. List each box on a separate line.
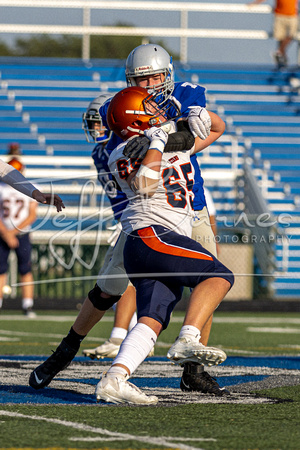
[0, 384, 95, 404]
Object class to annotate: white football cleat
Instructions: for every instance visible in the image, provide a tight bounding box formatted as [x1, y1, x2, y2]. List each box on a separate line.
[147, 346, 155, 357]
[167, 337, 227, 366]
[23, 308, 37, 318]
[83, 339, 122, 359]
[95, 372, 158, 405]
[83, 338, 155, 359]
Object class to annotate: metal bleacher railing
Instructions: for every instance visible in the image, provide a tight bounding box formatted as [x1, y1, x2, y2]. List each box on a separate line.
[1, 0, 297, 63]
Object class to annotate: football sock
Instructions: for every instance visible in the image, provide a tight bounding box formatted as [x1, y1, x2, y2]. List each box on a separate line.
[107, 365, 128, 378]
[112, 323, 157, 375]
[22, 297, 33, 310]
[128, 311, 138, 331]
[110, 326, 127, 341]
[64, 326, 86, 351]
[184, 362, 205, 373]
[179, 325, 201, 341]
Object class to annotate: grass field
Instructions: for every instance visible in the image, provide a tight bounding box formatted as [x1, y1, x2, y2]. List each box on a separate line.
[0, 310, 300, 449]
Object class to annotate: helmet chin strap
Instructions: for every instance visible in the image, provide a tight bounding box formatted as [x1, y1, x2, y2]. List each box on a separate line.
[91, 130, 100, 139]
[127, 126, 145, 135]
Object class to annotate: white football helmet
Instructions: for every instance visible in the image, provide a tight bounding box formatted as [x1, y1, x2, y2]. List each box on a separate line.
[125, 44, 174, 103]
[82, 93, 113, 143]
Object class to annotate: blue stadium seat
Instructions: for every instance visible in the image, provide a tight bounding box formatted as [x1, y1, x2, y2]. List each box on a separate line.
[1, 57, 300, 298]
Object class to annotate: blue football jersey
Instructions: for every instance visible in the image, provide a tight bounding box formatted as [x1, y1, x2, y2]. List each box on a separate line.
[92, 143, 128, 220]
[171, 82, 206, 210]
[100, 81, 207, 210]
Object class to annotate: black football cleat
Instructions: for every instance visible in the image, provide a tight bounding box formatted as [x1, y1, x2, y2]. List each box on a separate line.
[29, 340, 77, 390]
[180, 362, 230, 396]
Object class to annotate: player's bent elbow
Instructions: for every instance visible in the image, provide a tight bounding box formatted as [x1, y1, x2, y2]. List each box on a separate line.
[130, 175, 159, 197]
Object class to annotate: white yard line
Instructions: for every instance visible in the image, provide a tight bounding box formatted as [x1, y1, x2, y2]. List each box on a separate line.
[0, 315, 114, 322]
[0, 329, 102, 342]
[0, 315, 300, 324]
[247, 327, 300, 334]
[220, 348, 259, 355]
[0, 410, 210, 450]
[70, 436, 216, 443]
[209, 317, 300, 324]
[0, 337, 19, 341]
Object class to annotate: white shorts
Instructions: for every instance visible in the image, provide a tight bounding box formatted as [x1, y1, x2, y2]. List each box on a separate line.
[97, 231, 129, 296]
[191, 207, 217, 257]
[274, 14, 298, 41]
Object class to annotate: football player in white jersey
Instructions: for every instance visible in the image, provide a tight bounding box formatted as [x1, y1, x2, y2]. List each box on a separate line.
[0, 159, 38, 316]
[0, 158, 64, 212]
[95, 86, 233, 404]
[0, 158, 64, 316]
[82, 93, 139, 358]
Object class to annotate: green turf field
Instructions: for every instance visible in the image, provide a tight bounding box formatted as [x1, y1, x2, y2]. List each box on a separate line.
[0, 310, 299, 449]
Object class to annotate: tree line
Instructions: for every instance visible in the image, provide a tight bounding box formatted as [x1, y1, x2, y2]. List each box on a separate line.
[0, 26, 176, 59]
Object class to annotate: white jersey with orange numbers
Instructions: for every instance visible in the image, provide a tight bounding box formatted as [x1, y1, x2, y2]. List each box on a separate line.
[0, 183, 36, 231]
[108, 143, 195, 238]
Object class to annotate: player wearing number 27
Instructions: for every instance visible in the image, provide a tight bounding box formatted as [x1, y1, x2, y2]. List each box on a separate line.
[95, 86, 234, 405]
[0, 159, 38, 316]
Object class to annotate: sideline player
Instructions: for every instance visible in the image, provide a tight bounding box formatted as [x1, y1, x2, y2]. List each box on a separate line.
[0, 158, 64, 212]
[95, 86, 233, 404]
[0, 158, 38, 316]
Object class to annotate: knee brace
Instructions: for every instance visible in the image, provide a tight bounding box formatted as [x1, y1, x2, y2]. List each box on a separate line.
[88, 283, 121, 311]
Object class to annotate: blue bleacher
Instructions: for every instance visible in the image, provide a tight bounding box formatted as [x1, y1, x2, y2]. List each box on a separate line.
[1, 56, 300, 299]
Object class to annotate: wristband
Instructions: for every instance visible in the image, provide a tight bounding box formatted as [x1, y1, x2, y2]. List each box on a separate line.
[149, 139, 166, 154]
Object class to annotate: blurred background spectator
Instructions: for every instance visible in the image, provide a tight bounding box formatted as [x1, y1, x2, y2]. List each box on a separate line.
[7, 142, 22, 157]
[0, 157, 37, 317]
[249, 0, 299, 67]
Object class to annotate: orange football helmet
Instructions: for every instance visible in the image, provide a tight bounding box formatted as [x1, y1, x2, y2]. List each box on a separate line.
[107, 86, 176, 140]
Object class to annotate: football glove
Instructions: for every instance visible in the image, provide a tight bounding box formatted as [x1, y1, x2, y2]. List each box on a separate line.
[188, 106, 211, 139]
[123, 121, 194, 161]
[144, 127, 168, 153]
[123, 136, 150, 160]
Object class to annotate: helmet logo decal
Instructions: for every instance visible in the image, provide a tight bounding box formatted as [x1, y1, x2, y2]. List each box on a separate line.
[134, 65, 153, 73]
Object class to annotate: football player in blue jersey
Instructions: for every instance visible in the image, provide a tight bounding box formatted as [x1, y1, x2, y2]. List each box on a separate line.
[82, 93, 129, 220]
[95, 85, 233, 404]
[29, 45, 228, 397]
[97, 44, 225, 395]
[82, 93, 139, 358]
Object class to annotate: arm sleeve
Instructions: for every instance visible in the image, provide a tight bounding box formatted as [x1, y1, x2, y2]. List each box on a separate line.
[175, 83, 206, 117]
[100, 101, 110, 128]
[0, 159, 37, 199]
